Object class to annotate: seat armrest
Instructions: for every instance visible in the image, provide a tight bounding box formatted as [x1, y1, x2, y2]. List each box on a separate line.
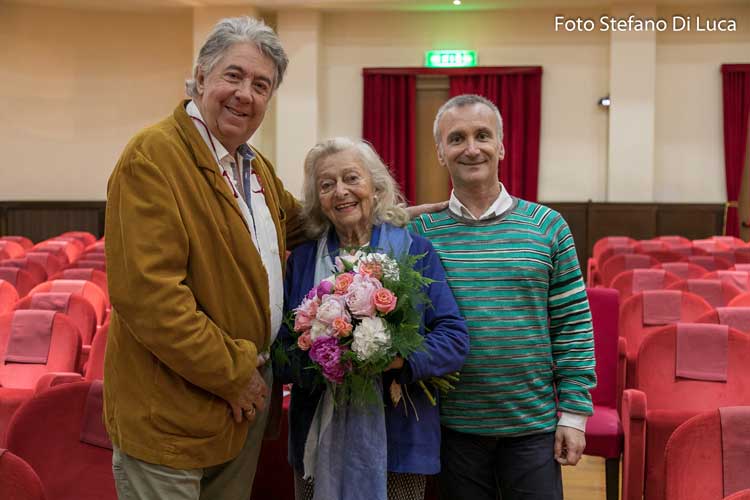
[35, 372, 84, 394]
[617, 337, 627, 414]
[622, 389, 647, 500]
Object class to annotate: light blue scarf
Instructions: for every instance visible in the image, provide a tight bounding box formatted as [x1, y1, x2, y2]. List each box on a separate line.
[303, 223, 412, 500]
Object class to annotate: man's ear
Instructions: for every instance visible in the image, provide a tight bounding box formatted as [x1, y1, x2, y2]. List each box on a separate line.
[195, 70, 206, 96]
[498, 142, 505, 161]
[436, 144, 447, 167]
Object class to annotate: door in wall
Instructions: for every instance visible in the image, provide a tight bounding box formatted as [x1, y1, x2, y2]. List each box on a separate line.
[415, 75, 450, 205]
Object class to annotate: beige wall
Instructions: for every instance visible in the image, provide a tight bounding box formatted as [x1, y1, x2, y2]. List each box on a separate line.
[655, 5, 750, 203]
[320, 8, 611, 202]
[0, 3, 193, 200]
[1, 2, 749, 203]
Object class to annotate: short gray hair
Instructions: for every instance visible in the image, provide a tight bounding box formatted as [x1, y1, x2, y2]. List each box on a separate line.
[433, 94, 504, 145]
[302, 137, 410, 239]
[185, 17, 288, 98]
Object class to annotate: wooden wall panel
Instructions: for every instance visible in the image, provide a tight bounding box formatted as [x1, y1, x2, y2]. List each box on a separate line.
[0, 201, 725, 279]
[656, 205, 724, 240]
[546, 202, 724, 280]
[547, 202, 588, 270]
[1, 202, 105, 244]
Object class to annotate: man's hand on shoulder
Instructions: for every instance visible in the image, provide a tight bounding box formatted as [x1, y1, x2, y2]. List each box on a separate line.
[405, 200, 448, 220]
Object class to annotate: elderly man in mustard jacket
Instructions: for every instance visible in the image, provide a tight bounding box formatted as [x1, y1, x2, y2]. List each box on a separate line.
[104, 17, 303, 499]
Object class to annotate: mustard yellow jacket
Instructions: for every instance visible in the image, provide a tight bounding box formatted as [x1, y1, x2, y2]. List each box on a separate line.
[104, 101, 302, 468]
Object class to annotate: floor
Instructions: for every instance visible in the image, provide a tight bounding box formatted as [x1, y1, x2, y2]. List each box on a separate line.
[562, 455, 612, 500]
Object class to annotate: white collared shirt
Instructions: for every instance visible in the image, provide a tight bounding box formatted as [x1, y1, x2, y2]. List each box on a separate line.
[187, 101, 283, 345]
[447, 182, 588, 433]
[448, 183, 513, 220]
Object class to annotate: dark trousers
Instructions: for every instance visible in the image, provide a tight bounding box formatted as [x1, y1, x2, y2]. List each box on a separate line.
[438, 427, 562, 500]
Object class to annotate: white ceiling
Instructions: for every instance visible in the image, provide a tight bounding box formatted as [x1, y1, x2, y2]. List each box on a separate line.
[6, 0, 749, 13]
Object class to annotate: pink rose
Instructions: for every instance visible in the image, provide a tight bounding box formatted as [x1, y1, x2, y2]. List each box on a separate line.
[297, 333, 313, 350]
[358, 261, 383, 281]
[316, 295, 350, 325]
[332, 317, 353, 338]
[372, 288, 397, 314]
[294, 312, 314, 332]
[296, 297, 320, 318]
[334, 273, 354, 295]
[346, 275, 382, 318]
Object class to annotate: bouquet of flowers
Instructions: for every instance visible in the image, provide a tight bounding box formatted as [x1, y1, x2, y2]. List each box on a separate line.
[283, 250, 458, 407]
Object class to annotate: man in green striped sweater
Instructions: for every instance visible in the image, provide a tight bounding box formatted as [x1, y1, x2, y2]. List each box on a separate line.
[410, 94, 596, 500]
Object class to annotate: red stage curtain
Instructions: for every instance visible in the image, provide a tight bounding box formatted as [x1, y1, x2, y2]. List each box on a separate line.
[362, 72, 417, 204]
[449, 69, 542, 202]
[721, 64, 750, 236]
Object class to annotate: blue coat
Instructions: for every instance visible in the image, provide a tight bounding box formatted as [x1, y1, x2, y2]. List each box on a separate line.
[275, 225, 469, 475]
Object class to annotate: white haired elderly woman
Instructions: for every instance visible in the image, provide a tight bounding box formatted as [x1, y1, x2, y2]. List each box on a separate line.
[275, 137, 469, 500]
[104, 16, 305, 499]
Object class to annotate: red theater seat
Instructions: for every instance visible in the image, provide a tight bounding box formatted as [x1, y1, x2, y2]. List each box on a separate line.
[610, 269, 682, 301]
[665, 407, 750, 500]
[6, 381, 116, 500]
[0, 268, 36, 298]
[700, 270, 750, 291]
[67, 260, 106, 272]
[589, 237, 636, 287]
[584, 288, 623, 500]
[621, 325, 750, 500]
[685, 255, 734, 271]
[0, 259, 47, 285]
[619, 290, 713, 389]
[33, 240, 81, 265]
[60, 231, 97, 248]
[654, 235, 691, 247]
[27, 281, 107, 325]
[0, 311, 81, 445]
[0, 448, 45, 500]
[725, 490, 750, 500]
[23, 253, 65, 279]
[15, 293, 97, 346]
[51, 268, 108, 303]
[28, 244, 69, 266]
[712, 236, 747, 248]
[693, 238, 732, 254]
[600, 254, 659, 288]
[0, 241, 26, 260]
[651, 261, 708, 280]
[0, 281, 19, 315]
[0, 237, 33, 251]
[694, 307, 750, 334]
[667, 278, 743, 307]
[84, 241, 105, 254]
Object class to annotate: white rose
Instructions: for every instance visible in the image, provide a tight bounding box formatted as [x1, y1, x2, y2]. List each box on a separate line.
[310, 319, 331, 341]
[360, 253, 400, 281]
[351, 317, 391, 361]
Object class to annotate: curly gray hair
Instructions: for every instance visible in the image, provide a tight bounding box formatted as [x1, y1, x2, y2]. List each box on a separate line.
[185, 16, 288, 98]
[302, 137, 410, 239]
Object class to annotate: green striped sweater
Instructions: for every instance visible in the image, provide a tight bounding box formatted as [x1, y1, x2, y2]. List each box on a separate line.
[410, 198, 596, 436]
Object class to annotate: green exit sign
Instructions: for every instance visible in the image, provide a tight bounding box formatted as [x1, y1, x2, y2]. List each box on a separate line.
[425, 50, 477, 68]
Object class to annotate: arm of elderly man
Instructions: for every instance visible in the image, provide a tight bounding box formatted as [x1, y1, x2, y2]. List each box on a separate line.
[107, 155, 259, 408]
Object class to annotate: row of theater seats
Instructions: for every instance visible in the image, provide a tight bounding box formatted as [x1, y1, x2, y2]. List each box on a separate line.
[586, 235, 750, 500]
[0, 232, 115, 499]
[0, 231, 292, 500]
[588, 235, 750, 288]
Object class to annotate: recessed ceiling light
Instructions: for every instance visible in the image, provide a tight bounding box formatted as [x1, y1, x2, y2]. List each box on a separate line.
[453, 0, 462, 5]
